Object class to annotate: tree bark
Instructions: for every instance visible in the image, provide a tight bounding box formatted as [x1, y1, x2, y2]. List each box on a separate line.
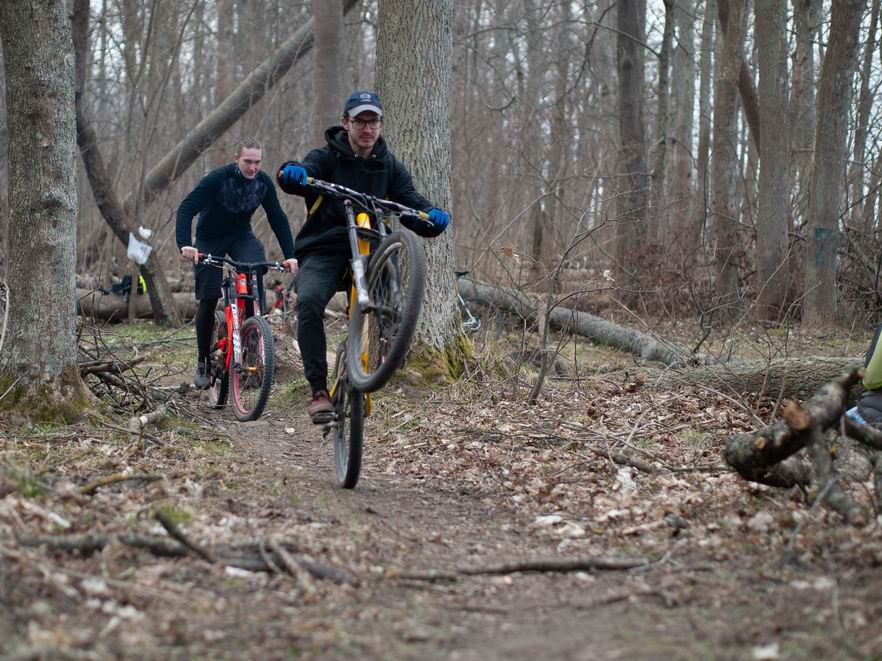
[754, 0, 791, 320]
[0, 0, 90, 416]
[711, 0, 746, 311]
[649, 0, 674, 244]
[848, 0, 880, 231]
[723, 370, 862, 484]
[670, 0, 696, 254]
[310, 0, 345, 144]
[803, 0, 865, 325]
[691, 0, 715, 257]
[717, 0, 761, 150]
[375, 0, 459, 357]
[789, 0, 821, 221]
[614, 0, 649, 306]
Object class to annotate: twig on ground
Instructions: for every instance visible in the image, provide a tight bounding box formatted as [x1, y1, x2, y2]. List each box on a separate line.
[395, 555, 650, 582]
[155, 510, 216, 563]
[268, 537, 317, 593]
[78, 472, 162, 495]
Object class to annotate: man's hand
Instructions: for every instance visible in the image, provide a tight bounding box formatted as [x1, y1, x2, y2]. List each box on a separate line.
[279, 164, 308, 187]
[282, 258, 299, 275]
[181, 246, 199, 263]
[427, 208, 451, 232]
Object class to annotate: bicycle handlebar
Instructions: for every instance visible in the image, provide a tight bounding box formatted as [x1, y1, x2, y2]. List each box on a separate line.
[304, 177, 433, 226]
[198, 253, 288, 272]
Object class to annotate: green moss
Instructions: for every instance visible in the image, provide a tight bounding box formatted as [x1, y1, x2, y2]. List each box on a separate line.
[0, 365, 93, 424]
[402, 332, 474, 385]
[153, 504, 192, 526]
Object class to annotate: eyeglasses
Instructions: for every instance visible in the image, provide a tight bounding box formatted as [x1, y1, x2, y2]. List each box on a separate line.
[349, 117, 382, 129]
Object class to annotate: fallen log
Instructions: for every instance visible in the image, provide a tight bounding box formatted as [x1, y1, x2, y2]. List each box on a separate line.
[629, 356, 864, 401]
[457, 277, 692, 366]
[723, 369, 863, 486]
[77, 288, 197, 321]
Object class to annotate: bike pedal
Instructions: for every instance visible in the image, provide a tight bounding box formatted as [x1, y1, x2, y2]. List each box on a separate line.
[311, 411, 336, 425]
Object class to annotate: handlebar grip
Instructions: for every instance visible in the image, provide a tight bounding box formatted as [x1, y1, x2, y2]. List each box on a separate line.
[417, 211, 430, 222]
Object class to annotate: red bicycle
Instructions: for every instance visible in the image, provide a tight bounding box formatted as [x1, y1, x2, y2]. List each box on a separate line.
[199, 254, 286, 421]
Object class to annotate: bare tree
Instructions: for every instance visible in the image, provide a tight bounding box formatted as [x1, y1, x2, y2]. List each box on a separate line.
[376, 0, 460, 362]
[615, 0, 649, 305]
[711, 0, 747, 311]
[311, 0, 345, 144]
[754, 0, 791, 320]
[0, 0, 90, 418]
[803, 0, 866, 325]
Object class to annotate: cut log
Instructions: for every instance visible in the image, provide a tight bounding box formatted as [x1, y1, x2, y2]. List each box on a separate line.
[77, 289, 197, 321]
[723, 369, 863, 484]
[457, 277, 691, 366]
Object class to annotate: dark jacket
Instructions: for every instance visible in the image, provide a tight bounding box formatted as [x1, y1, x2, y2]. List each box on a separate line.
[176, 164, 295, 259]
[277, 126, 441, 261]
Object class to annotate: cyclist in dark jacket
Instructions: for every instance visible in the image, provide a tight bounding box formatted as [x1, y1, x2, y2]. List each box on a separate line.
[277, 90, 450, 421]
[177, 138, 298, 389]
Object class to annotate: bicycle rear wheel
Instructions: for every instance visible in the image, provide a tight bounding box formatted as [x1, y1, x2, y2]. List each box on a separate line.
[331, 344, 363, 488]
[207, 310, 229, 409]
[347, 230, 426, 392]
[231, 316, 274, 421]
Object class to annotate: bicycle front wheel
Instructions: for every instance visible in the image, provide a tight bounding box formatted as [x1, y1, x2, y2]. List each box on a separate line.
[332, 344, 363, 489]
[207, 310, 229, 409]
[347, 230, 426, 392]
[231, 316, 275, 421]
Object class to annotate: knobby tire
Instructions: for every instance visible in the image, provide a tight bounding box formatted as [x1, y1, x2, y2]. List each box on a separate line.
[332, 344, 363, 489]
[231, 316, 274, 421]
[346, 231, 426, 393]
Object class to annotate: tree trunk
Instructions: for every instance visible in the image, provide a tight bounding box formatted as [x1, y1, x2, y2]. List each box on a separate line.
[711, 0, 746, 312]
[310, 0, 345, 144]
[0, 0, 90, 418]
[754, 0, 791, 320]
[614, 0, 649, 306]
[691, 0, 715, 255]
[670, 0, 696, 254]
[803, 0, 865, 326]
[649, 0, 674, 245]
[212, 0, 236, 168]
[848, 0, 880, 231]
[375, 0, 460, 362]
[789, 0, 821, 225]
[717, 0, 761, 151]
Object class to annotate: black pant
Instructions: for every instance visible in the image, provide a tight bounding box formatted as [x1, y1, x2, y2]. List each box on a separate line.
[194, 232, 268, 361]
[295, 253, 350, 392]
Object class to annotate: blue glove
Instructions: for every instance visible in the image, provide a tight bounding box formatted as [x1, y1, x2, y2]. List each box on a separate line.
[280, 164, 307, 187]
[427, 208, 450, 232]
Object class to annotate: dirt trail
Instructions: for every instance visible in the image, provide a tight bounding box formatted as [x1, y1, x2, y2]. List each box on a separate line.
[4, 375, 882, 659]
[216, 405, 849, 661]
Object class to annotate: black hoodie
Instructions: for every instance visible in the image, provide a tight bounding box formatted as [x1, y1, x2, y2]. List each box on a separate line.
[176, 163, 295, 259]
[277, 125, 441, 261]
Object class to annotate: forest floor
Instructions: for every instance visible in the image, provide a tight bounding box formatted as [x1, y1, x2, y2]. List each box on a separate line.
[3, 314, 882, 659]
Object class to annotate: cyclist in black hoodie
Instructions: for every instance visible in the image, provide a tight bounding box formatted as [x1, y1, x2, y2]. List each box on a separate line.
[177, 138, 298, 389]
[277, 90, 450, 422]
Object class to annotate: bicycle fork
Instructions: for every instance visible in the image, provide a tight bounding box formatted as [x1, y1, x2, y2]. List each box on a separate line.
[344, 201, 372, 311]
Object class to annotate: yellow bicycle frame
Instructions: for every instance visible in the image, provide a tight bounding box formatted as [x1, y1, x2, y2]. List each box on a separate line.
[330, 211, 373, 416]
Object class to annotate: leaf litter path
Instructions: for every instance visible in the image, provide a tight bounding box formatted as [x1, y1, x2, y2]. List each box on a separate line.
[208, 392, 880, 661]
[4, 382, 882, 659]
